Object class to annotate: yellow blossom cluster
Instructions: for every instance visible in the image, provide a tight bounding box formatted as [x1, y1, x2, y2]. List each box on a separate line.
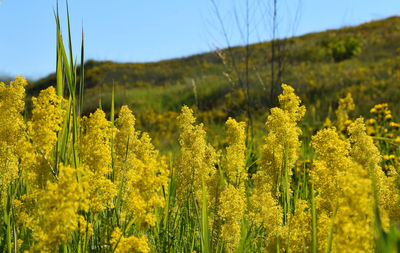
[370, 103, 392, 120]
[2, 75, 400, 252]
[28, 86, 65, 188]
[115, 106, 169, 229]
[222, 118, 247, 188]
[250, 84, 305, 250]
[81, 109, 117, 212]
[0, 76, 31, 202]
[218, 118, 247, 252]
[311, 126, 374, 252]
[25, 164, 89, 252]
[256, 84, 305, 195]
[176, 105, 217, 204]
[335, 92, 355, 133]
[110, 227, 150, 253]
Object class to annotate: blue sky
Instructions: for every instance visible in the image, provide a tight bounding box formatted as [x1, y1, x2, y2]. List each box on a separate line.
[1, 0, 399, 80]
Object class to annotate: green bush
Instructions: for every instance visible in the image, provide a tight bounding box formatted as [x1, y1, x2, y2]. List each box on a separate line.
[329, 34, 362, 62]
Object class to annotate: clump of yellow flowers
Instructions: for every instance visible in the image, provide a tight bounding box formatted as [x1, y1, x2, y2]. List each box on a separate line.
[250, 84, 306, 251]
[0, 77, 169, 252]
[311, 126, 374, 252]
[114, 105, 169, 229]
[1, 77, 400, 252]
[335, 92, 355, 133]
[176, 105, 217, 204]
[26, 164, 89, 252]
[218, 118, 247, 252]
[0, 77, 31, 204]
[81, 109, 117, 213]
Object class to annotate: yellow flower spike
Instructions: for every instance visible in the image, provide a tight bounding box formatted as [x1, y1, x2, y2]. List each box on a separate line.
[223, 117, 247, 187]
[311, 124, 376, 252]
[335, 93, 355, 133]
[348, 117, 400, 230]
[389, 122, 400, 128]
[26, 164, 89, 252]
[218, 118, 247, 252]
[176, 105, 217, 204]
[218, 185, 245, 252]
[0, 76, 33, 203]
[249, 84, 304, 250]
[115, 106, 169, 229]
[110, 227, 150, 253]
[81, 109, 117, 212]
[28, 86, 65, 188]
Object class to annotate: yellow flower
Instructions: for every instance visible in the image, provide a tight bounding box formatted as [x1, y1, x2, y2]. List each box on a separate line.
[81, 109, 117, 212]
[335, 93, 355, 132]
[28, 86, 65, 188]
[115, 106, 169, 229]
[278, 84, 306, 122]
[110, 227, 150, 253]
[286, 200, 312, 252]
[255, 84, 305, 196]
[218, 184, 245, 252]
[26, 164, 89, 252]
[311, 126, 375, 252]
[249, 84, 304, 249]
[81, 109, 112, 175]
[176, 106, 217, 204]
[222, 117, 247, 188]
[366, 118, 376, 125]
[389, 121, 400, 128]
[349, 118, 400, 225]
[0, 76, 32, 202]
[323, 117, 332, 128]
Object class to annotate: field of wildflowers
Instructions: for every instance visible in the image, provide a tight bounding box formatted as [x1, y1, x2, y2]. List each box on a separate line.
[1, 7, 400, 253]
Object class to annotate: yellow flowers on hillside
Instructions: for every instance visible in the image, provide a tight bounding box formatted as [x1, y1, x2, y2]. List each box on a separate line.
[1, 77, 399, 252]
[335, 92, 355, 133]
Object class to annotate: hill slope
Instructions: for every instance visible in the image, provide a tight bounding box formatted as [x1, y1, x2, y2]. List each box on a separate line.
[26, 16, 400, 145]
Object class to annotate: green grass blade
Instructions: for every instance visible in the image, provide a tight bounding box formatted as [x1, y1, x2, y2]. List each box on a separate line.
[111, 82, 115, 126]
[55, 25, 74, 96]
[56, 12, 63, 97]
[79, 27, 85, 117]
[325, 200, 338, 253]
[200, 178, 210, 253]
[59, 97, 72, 164]
[311, 184, 317, 253]
[66, 0, 74, 80]
[110, 83, 115, 180]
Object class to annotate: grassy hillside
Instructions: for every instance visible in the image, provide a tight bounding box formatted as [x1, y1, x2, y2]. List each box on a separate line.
[26, 16, 400, 148]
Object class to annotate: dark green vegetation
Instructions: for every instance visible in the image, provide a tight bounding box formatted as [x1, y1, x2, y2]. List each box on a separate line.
[16, 16, 400, 148]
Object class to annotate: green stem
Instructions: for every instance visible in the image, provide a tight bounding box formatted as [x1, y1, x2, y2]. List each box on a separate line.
[311, 184, 317, 253]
